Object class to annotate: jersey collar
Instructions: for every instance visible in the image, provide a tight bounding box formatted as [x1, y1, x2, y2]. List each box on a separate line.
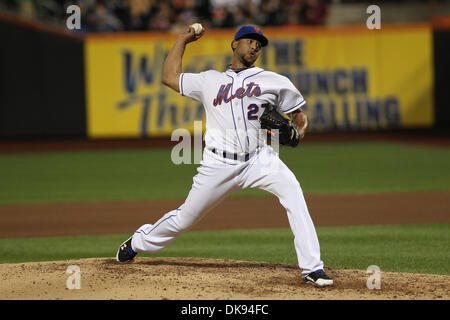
[228, 64, 255, 73]
[225, 66, 264, 78]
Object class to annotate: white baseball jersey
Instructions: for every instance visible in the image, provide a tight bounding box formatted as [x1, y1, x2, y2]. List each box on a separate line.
[179, 66, 306, 154]
[131, 66, 325, 276]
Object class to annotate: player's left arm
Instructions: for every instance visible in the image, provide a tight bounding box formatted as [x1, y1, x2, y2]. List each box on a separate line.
[287, 108, 308, 142]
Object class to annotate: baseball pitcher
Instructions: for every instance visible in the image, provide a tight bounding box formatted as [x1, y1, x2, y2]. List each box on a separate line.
[117, 25, 333, 287]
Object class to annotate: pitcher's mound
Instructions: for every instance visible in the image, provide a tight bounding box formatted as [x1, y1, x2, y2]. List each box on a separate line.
[1, 257, 448, 300]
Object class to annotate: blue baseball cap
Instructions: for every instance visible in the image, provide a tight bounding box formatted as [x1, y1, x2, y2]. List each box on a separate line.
[234, 25, 268, 47]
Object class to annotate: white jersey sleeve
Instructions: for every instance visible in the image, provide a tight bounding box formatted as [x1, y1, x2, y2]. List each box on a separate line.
[277, 76, 306, 114]
[179, 72, 206, 102]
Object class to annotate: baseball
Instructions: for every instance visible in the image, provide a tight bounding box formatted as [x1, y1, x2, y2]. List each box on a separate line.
[190, 23, 203, 35]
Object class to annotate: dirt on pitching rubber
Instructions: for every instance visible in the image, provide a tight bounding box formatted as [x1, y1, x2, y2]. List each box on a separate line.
[1, 257, 449, 300]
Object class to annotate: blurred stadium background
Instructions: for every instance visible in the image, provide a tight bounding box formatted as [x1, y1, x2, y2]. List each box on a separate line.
[1, 0, 450, 141]
[2, 0, 450, 31]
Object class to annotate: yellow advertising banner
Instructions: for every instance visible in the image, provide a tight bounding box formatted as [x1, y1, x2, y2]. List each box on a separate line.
[84, 25, 433, 138]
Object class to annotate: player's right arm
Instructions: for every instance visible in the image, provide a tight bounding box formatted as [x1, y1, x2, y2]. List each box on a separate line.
[162, 26, 204, 93]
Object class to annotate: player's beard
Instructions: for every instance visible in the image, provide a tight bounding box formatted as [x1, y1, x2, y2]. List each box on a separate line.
[241, 53, 257, 67]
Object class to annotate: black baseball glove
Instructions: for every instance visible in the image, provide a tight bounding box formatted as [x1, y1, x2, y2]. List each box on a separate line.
[259, 104, 300, 147]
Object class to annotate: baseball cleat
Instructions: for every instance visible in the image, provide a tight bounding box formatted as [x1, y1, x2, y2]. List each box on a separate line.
[302, 269, 333, 287]
[116, 236, 137, 263]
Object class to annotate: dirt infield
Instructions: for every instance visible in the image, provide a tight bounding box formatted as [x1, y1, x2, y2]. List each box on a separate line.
[0, 191, 449, 300]
[0, 191, 449, 238]
[1, 257, 449, 300]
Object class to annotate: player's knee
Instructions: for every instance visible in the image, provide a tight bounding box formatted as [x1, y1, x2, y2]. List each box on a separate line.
[282, 177, 304, 201]
[282, 169, 302, 190]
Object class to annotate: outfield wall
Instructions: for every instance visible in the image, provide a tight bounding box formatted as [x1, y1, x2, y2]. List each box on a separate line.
[0, 15, 448, 139]
[433, 30, 450, 129]
[0, 14, 86, 139]
[84, 25, 434, 138]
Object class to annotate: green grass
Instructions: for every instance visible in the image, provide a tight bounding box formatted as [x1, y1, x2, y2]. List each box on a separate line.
[1, 142, 450, 205]
[282, 142, 450, 194]
[1, 224, 448, 275]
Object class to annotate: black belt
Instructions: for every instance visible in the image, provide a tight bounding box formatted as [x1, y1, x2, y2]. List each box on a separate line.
[211, 148, 250, 161]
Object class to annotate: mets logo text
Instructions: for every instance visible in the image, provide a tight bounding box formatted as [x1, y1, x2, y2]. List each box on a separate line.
[213, 82, 261, 106]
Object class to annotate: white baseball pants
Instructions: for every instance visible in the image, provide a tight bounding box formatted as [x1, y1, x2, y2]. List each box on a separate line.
[131, 145, 324, 275]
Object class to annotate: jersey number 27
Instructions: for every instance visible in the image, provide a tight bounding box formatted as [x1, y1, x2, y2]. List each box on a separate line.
[247, 103, 269, 120]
